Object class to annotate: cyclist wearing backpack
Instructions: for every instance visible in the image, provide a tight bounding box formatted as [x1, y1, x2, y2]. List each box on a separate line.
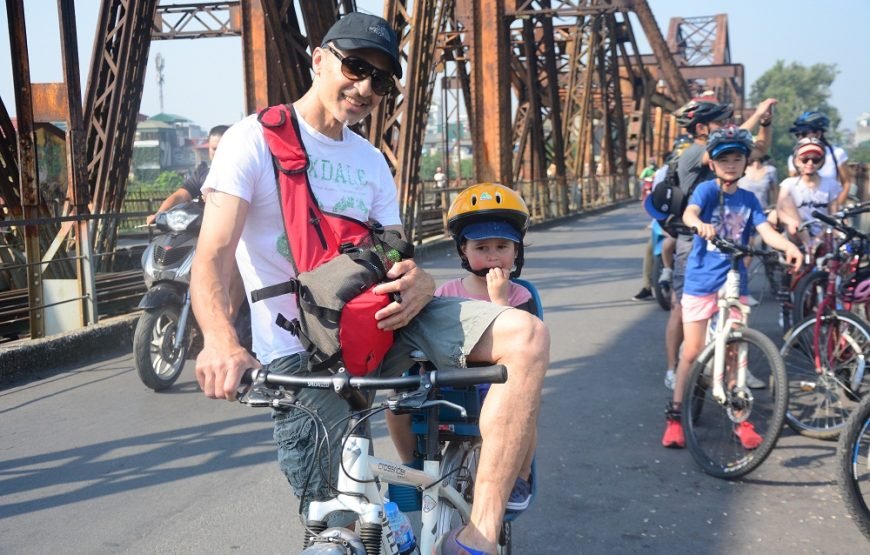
[190, 13, 548, 555]
[651, 125, 802, 448]
[786, 111, 852, 206]
[648, 96, 776, 392]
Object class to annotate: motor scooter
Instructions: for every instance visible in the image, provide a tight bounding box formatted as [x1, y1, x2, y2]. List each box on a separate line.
[133, 201, 203, 391]
[133, 202, 252, 391]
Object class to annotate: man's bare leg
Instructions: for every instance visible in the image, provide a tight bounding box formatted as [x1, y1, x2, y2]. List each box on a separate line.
[457, 310, 549, 552]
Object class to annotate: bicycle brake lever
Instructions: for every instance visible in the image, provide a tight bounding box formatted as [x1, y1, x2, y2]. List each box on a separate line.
[421, 399, 468, 419]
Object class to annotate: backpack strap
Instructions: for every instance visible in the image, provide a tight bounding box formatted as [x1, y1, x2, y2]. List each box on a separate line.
[250, 279, 298, 303]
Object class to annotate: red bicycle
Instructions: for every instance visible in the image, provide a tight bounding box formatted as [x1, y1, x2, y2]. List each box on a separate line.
[791, 202, 870, 325]
[780, 208, 870, 439]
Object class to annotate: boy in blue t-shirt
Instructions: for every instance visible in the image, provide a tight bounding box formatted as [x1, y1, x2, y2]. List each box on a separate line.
[661, 125, 802, 449]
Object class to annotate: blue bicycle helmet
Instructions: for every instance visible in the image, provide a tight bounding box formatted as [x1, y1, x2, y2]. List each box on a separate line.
[705, 125, 754, 159]
[789, 111, 830, 134]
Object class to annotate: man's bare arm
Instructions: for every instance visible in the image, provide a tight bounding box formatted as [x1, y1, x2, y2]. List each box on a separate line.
[191, 191, 260, 399]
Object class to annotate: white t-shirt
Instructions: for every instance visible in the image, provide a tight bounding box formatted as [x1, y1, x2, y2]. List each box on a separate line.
[779, 176, 842, 231]
[203, 113, 401, 364]
[787, 145, 848, 182]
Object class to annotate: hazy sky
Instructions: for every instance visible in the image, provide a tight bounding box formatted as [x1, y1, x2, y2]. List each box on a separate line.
[1, 1, 867, 135]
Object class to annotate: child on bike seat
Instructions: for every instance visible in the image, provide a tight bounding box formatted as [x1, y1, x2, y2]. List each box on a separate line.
[385, 183, 538, 519]
[651, 125, 802, 450]
[439, 183, 538, 513]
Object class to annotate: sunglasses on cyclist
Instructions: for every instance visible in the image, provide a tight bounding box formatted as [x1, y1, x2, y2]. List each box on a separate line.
[799, 156, 822, 165]
[327, 44, 395, 96]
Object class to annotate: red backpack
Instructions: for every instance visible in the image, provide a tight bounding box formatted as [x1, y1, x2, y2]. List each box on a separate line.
[250, 104, 413, 376]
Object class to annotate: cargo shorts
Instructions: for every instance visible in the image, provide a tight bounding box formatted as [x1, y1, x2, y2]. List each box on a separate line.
[269, 296, 510, 524]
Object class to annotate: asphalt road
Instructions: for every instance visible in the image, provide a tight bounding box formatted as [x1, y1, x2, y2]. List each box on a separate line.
[0, 205, 865, 554]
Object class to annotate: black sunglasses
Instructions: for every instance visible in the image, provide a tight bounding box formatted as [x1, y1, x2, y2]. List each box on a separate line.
[799, 156, 822, 165]
[327, 44, 395, 96]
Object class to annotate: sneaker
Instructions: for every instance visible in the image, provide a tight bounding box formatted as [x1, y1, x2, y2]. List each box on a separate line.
[746, 294, 760, 307]
[745, 370, 766, 389]
[633, 287, 653, 301]
[662, 419, 685, 448]
[505, 476, 532, 512]
[434, 525, 496, 555]
[664, 369, 676, 391]
[658, 267, 673, 285]
[662, 403, 685, 448]
[734, 421, 763, 449]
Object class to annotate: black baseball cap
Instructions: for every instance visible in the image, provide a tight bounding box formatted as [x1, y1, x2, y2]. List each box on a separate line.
[321, 12, 402, 79]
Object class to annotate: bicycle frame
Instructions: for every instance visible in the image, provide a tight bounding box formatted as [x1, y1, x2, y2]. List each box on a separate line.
[305, 414, 468, 555]
[809, 251, 867, 390]
[706, 263, 751, 406]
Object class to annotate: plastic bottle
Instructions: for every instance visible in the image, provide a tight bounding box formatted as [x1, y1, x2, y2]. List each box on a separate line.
[384, 501, 417, 555]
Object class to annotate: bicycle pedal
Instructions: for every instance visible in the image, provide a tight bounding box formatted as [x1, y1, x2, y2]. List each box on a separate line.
[798, 381, 816, 392]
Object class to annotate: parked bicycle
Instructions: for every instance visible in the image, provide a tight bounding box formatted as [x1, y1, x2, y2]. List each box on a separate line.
[682, 234, 788, 479]
[780, 210, 870, 439]
[836, 393, 870, 542]
[789, 201, 870, 325]
[237, 362, 510, 555]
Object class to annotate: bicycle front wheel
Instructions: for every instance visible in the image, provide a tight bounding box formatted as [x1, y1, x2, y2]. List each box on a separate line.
[683, 328, 788, 479]
[837, 395, 870, 541]
[782, 311, 870, 439]
[436, 440, 511, 555]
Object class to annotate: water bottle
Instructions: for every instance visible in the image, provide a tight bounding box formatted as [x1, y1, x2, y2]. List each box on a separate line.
[384, 501, 417, 555]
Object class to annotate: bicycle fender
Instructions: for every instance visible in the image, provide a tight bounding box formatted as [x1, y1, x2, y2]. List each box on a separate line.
[137, 283, 186, 309]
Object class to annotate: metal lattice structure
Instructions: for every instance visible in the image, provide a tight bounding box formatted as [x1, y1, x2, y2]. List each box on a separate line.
[666, 14, 744, 113]
[2, 0, 719, 338]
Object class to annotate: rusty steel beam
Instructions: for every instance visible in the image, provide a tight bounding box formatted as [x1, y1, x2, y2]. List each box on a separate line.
[467, 0, 512, 185]
[6, 0, 45, 337]
[260, 0, 311, 104]
[83, 0, 159, 261]
[626, 0, 690, 105]
[0, 96, 19, 211]
[152, 1, 242, 40]
[58, 0, 98, 326]
[241, 0, 271, 113]
[666, 14, 742, 112]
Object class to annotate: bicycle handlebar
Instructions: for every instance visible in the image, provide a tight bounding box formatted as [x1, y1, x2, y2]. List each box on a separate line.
[241, 365, 508, 393]
[811, 210, 868, 241]
[703, 233, 776, 259]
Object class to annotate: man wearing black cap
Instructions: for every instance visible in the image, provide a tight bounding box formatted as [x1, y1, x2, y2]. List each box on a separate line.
[191, 12, 548, 554]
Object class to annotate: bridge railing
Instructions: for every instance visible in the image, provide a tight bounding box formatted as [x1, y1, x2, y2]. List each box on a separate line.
[409, 175, 636, 244]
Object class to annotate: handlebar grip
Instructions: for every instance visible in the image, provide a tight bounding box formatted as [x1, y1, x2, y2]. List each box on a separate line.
[432, 365, 507, 387]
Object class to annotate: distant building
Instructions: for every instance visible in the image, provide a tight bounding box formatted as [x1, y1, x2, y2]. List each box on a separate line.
[855, 112, 870, 146]
[131, 113, 203, 182]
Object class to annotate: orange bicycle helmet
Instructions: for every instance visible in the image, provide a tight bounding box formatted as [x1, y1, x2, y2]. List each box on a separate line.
[447, 183, 530, 277]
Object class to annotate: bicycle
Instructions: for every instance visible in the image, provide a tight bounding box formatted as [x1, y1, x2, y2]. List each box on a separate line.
[836, 393, 870, 542]
[237, 362, 512, 555]
[790, 202, 870, 325]
[682, 234, 789, 479]
[780, 210, 870, 440]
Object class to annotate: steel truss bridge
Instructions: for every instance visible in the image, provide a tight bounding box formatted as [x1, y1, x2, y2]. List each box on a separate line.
[1, 0, 750, 339]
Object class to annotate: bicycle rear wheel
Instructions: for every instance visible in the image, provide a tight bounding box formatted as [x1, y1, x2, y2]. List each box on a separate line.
[837, 396, 870, 541]
[781, 311, 870, 439]
[682, 328, 788, 479]
[791, 270, 828, 323]
[436, 440, 511, 555]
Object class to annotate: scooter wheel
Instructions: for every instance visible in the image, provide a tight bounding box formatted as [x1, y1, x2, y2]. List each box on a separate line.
[133, 304, 187, 391]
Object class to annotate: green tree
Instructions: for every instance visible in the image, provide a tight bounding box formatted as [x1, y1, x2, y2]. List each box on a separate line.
[749, 61, 840, 177]
[849, 141, 870, 164]
[154, 170, 184, 191]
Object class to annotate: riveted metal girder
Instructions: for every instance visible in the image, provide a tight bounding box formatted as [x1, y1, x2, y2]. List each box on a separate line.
[83, 0, 160, 261]
[667, 14, 743, 112]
